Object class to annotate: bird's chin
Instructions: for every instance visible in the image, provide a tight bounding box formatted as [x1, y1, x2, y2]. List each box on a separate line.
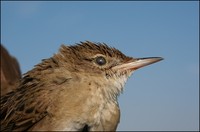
[110, 70, 133, 95]
[120, 69, 134, 78]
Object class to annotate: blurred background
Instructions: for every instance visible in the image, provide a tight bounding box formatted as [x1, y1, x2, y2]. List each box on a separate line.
[1, 1, 199, 131]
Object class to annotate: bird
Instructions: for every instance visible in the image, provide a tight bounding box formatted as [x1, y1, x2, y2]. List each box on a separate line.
[0, 41, 163, 131]
[1, 44, 21, 96]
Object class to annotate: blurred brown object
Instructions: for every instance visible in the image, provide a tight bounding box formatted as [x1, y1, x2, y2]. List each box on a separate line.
[0, 44, 21, 96]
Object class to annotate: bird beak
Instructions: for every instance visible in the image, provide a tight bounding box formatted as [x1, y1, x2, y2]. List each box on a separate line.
[112, 57, 163, 71]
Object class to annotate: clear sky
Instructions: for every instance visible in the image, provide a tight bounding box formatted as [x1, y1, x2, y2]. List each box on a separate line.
[1, 1, 199, 131]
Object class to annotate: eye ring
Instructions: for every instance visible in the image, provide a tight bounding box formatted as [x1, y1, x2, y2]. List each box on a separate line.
[95, 56, 107, 66]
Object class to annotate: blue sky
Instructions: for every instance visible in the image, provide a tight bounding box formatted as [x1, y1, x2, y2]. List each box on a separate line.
[1, 1, 199, 131]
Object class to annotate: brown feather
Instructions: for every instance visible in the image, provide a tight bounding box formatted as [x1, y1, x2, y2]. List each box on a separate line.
[1, 41, 133, 131]
[1, 44, 21, 96]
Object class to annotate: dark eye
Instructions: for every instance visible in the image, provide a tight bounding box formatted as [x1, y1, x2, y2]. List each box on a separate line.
[95, 56, 107, 66]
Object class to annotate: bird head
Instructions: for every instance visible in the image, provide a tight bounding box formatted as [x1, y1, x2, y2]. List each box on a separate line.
[0, 41, 163, 131]
[50, 41, 163, 101]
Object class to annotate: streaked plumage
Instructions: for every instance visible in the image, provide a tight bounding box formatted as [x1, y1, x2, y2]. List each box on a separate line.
[0, 41, 163, 131]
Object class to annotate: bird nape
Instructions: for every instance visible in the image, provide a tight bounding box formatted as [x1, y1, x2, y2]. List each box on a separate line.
[0, 41, 163, 131]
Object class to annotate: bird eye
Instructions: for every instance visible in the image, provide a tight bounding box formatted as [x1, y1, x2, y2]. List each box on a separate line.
[95, 56, 107, 66]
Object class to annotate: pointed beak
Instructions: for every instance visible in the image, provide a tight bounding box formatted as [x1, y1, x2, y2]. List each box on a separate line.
[112, 57, 163, 71]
